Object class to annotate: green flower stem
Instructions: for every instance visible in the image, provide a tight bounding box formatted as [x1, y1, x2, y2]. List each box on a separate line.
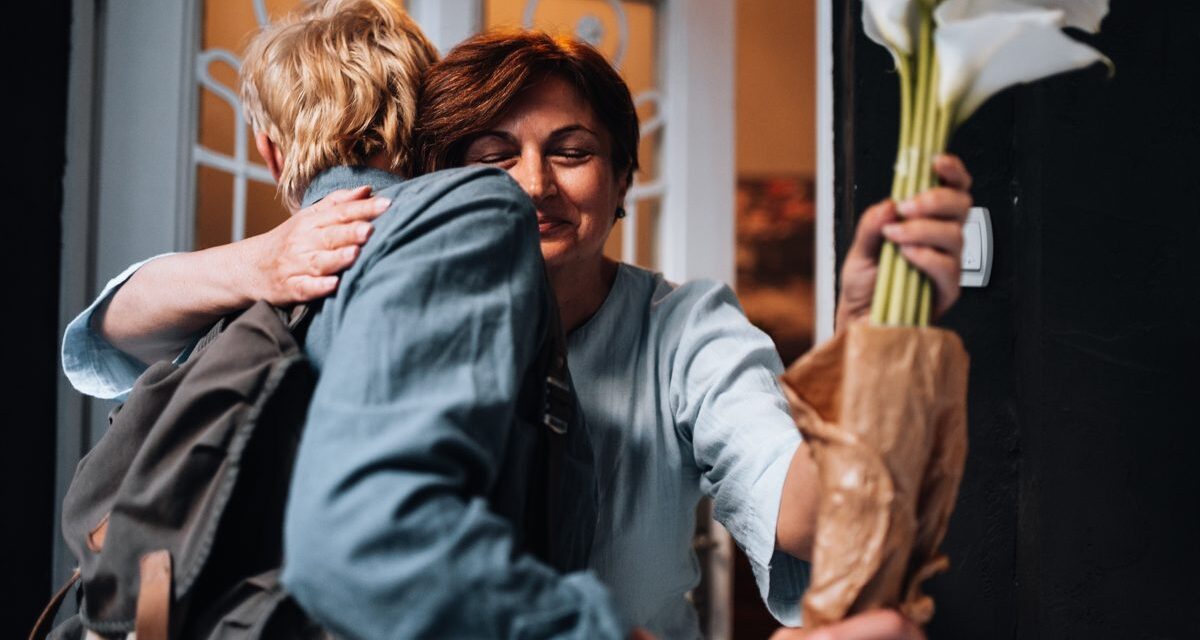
[873, 243, 899, 325]
[908, 53, 942, 325]
[869, 2, 960, 327]
[870, 54, 915, 325]
[917, 276, 932, 325]
[886, 246, 913, 324]
[893, 56, 915, 202]
[904, 14, 932, 205]
[914, 86, 953, 326]
[884, 5, 933, 326]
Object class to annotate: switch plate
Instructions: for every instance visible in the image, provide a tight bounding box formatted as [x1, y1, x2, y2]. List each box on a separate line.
[960, 206, 992, 287]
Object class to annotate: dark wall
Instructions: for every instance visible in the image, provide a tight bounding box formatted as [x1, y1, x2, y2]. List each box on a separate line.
[836, 1, 1200, 638]
[4, 1, 70, 637]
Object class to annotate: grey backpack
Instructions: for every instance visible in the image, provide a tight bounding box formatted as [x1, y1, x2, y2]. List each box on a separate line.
[33, 302, 323, 640]
[32, 299, 575, 639]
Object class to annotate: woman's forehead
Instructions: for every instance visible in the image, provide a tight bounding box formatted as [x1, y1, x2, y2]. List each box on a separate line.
[498, 76, 602, 131]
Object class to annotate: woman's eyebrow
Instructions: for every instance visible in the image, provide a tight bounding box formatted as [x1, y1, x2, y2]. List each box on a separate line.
[472, 131, 517, 144]
[548, 125, 598, 141]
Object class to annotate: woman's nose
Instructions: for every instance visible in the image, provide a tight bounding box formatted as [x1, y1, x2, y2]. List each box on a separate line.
[515, 154, 557, 203]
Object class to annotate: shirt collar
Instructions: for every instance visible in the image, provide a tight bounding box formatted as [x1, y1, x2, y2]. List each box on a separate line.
[301, 166, 405, 209]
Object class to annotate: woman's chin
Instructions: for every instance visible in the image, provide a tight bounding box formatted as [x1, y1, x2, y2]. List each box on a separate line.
[540, 240, 583, 271]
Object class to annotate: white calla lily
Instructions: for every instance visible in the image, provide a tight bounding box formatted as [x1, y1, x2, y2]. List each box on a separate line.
[936, 0, 1109, 32]
[935, 0, 1112, 124]
[861, 0, 1112, 325]
[1036, 0, 1109, 32]
[863, 0, 924, 61]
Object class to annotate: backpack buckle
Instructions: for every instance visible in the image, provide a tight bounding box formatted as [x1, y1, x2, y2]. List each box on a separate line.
[543, 375, 571, 434]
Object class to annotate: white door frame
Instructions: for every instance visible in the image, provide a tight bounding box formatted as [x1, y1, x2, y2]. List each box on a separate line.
[407, 0, 482, 54]
[55, 0, 200, 588]
[658, 0, 736, 287]
[815, 0, 837, 342]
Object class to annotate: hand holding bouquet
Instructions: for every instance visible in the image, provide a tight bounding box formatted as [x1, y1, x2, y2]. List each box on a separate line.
[783, 0, 1111, 628]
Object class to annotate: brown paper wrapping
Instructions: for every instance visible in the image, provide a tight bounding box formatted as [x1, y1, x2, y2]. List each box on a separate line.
[780, 323, 969, 627]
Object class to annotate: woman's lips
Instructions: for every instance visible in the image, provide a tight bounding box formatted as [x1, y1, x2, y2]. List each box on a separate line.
[537, 216, 571, 236]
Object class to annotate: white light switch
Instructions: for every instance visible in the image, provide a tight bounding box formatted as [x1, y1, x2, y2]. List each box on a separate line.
[962, 222, 982, 270]
[960, 207, 992, 287]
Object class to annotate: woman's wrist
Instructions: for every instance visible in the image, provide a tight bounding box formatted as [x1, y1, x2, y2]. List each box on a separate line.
[834, 297, 865, 335]
[221, 233, 272, 309]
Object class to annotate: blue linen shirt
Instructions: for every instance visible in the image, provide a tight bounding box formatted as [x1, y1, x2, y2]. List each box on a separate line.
[568, 263, 809, 637]
[283, 166, 625, 639]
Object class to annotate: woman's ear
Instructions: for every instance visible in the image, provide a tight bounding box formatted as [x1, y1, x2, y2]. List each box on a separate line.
[254, 132, 284, 183]
[616, 169, 631, 204]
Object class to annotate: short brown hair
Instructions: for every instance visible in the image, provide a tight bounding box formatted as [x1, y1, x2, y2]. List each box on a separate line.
[413, 30, 639, 183]
[240, 0, 439, 209]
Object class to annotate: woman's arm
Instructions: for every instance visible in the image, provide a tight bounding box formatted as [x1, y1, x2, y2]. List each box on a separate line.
[97, 187, 388, 364]
[776, 441, 820, 560]
[665, 280, 812, 625]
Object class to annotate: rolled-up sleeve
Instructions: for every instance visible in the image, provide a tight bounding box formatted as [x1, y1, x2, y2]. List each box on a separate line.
[61, 253, 180, 401]
[668, 282, 811, 626]
[283, 172, 625, 640]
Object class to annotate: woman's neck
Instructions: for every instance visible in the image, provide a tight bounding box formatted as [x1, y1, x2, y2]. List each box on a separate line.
[550, 256, 619, 334]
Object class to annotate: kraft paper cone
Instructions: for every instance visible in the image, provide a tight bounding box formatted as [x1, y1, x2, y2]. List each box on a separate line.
[780, 323, 969, 627]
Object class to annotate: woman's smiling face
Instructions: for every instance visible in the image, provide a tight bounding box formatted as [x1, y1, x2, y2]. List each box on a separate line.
[462, 75, 629, 272]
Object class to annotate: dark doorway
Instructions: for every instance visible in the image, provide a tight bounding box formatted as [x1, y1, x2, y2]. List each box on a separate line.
[835, 1, 1200, 638]
[4, 1, 71, 637]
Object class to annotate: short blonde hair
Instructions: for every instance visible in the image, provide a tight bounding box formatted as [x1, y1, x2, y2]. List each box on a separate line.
[240, 0, 439, 209]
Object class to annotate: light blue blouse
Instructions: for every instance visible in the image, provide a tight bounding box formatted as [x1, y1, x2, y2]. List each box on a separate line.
[565, 263, 808, 637]
[62, 243, 809, 639]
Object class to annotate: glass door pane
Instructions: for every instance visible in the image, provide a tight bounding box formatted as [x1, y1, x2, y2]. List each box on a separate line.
[195, 0, 302, 249]
[736, 0, 816, 363]
[733, 0, 818, 632]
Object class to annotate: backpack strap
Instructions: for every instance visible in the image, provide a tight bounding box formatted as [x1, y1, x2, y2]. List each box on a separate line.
[542, 324, 572, 435]
[135, 550, 172, 640]
[188, 303, 317, 364]
[27, 569, 80, 640]
[537, 295, 573, 562]
[189, 316, 232, 361]
[283, 303, 317, 343]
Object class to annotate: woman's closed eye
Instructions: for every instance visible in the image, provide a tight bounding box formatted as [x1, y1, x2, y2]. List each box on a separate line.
[552, 147, 595, 164]
[464, 133, 519, 167]
[476, 152, 518, 166]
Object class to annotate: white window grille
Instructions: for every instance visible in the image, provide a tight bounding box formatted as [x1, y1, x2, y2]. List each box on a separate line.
[194, 0, 281, 244]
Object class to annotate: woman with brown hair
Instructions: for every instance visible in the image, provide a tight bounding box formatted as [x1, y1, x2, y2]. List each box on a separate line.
[411, 31, 969, 638]
[62, 29, 967, 640]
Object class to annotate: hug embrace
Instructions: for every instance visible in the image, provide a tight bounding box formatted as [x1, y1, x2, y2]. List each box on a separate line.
[48, 0, 971, 638]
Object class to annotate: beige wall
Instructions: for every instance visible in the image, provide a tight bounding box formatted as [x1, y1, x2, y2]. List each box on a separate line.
[737, 0, 816, 178]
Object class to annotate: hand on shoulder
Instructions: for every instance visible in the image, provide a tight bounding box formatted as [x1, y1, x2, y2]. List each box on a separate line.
[243, 185, 390, 305]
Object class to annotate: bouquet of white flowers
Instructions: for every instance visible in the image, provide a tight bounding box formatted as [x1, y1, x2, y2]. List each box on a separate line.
[870, 0, 1112, 325]
[783, 0, 1111, 628]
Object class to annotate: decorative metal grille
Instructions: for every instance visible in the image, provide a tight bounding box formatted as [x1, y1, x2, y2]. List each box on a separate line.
[195, 0, 665, 264]
[193, 0, 279, 245]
